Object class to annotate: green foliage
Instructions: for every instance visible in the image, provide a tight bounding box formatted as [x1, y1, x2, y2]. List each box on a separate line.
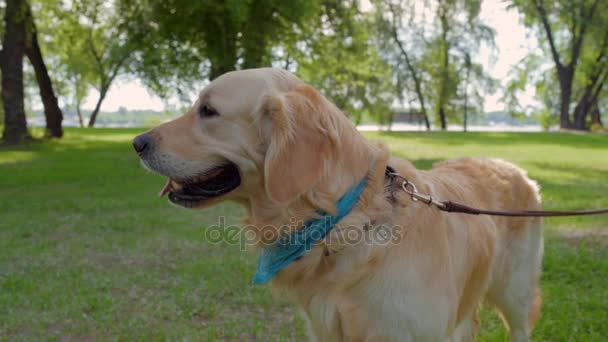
[115, 0, 393, 123]
[504, 53, 560, 126]
[118, 0, 319, 96]
[296, 1, 393, 124]
[533, 109, 559, 131]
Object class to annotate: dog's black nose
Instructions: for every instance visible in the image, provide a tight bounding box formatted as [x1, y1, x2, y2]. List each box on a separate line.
[133, 133, 153, 155]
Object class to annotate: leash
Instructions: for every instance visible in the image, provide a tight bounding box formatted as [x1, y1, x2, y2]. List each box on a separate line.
[386, 168, 608, 217]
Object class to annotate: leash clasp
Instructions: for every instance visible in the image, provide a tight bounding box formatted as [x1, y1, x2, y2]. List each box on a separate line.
[389, 172, 447, 210]
[400, 178, 419, 202]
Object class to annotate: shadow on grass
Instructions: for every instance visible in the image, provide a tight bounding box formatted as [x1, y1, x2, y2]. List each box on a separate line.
[1, 142, 137, 167]
[529, 162, 608, 205]
[530, 161, 608, 176]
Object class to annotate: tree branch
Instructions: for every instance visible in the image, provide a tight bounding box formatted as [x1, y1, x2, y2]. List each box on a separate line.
[533, 0, 562, 68]
[582, 31, 608, 94]
[570, 0, 601, 66]
[594, 28, 608, 63]
[387, 2, 431, 130]
[388, 5, 416, 78]
[590, 66, 608, 101]
[86, 33, 106, 84]
[84, 6, 108, 83]
[570, 0, 579, 38]
[103, 51, 130, 90]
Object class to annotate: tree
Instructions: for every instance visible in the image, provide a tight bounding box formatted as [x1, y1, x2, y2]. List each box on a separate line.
[24, 1, 63, 137]
[120, 0, 318, 97]
[84, 32, 130, 128]
[118, 0, 393, 122]
[78, 0, 131, 128]
[0, 95, 4, 125]
[1, 0, 65, 143]
[435, 0, 451, 129]
[463, 53, 471, 132]
[511, 0, 606, 130]
[43, 0, 132, 127]
[431, 0, 495, 130]
[375, 0, 431, 130]
[589, 94, 603, 127]
[571, 15, 608, 129]
[296, 0, 394, 125]
[1, 0, 29, 144]
[374, 0, 495, 130]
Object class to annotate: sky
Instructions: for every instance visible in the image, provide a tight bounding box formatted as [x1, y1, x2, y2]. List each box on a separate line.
[81, 1, 538, 113]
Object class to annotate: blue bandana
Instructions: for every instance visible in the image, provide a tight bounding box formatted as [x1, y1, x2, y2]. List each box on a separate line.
[253, 175, 368, 284]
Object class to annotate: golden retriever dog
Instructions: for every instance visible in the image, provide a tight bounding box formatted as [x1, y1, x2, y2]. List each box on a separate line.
[133, 68, 543, 341]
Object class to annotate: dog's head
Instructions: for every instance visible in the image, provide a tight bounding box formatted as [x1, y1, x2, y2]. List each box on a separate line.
[134, 68, 372, 211]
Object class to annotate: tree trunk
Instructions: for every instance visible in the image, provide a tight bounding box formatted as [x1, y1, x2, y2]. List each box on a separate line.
[209, 63, 234, 81]
[24, 2, 63, 138]
[589, 82, 604, 128]
[533, 0, 598, 131]
[388, 19, 431, 131]
[76, 100, 84, 128]
[401, 56, 431, 131]
[418, 89, 431, 131]
[87, 88, 108, 127]
[439, 107, 447, 131]
[572, 106, 589, 130]
[241, 0, 270, 69]
[437, 5, 449, 131]
[207, 21, 238, 81]
[590, 99, 602, 127]
[572, 110, 589, 130]
[573, 69, 605, 130]
[557, 66, 574, 129]
[1, 0, 29, 145]
[572, 82, 592, 131]
[203, 4, 238, 80]
[0, 95, 4, 123]
[464, 63, 471, 132]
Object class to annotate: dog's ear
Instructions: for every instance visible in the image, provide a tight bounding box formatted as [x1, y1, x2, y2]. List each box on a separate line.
[261, 86, 337, 204]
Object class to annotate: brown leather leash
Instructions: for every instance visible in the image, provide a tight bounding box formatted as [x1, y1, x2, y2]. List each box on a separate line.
[438, 201, 608, 217]
[386, 167, 608, 218]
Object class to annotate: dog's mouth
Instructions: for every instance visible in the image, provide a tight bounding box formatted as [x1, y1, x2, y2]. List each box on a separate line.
[159, 162, 241, 207]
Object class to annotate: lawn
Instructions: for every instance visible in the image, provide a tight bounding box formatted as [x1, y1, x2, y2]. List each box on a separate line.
[1, 128, 607, 341]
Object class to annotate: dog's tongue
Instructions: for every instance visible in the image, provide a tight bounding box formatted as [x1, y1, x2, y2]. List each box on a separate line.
[159, 178, 173, 197]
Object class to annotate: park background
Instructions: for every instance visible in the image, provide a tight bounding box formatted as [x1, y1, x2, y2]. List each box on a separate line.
[1, 0, 607, 340]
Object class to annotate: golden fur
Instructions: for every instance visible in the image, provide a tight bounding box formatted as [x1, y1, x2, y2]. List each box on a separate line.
[138, 68, 543, 341]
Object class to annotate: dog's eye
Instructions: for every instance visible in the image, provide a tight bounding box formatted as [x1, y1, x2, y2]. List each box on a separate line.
[199, 104, 219, 118]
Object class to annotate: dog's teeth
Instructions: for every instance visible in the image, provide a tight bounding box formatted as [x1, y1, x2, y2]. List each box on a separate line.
[171, 180, 183, 190]
[159, 178, 173, 197]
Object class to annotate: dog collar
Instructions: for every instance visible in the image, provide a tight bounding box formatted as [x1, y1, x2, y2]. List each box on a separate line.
[253, 173, 369, 284]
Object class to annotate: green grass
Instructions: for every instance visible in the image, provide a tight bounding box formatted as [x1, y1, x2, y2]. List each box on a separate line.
[1, 128, 607, 341]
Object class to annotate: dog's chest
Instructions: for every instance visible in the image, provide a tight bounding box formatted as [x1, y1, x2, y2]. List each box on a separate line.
[304, 293, 344, 341]
[301, 284, 409, 341]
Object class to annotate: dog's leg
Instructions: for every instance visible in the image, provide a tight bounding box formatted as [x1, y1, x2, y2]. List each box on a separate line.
[487, 218, 543, 342]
